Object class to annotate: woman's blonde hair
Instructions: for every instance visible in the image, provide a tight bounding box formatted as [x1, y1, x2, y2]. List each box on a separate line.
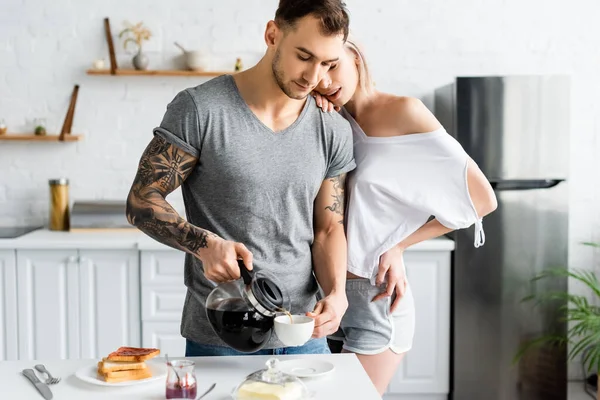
[344, 35, 375, 96]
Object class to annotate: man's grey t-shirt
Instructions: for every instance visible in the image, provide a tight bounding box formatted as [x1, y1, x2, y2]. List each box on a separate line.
[153, 74, 356, 348]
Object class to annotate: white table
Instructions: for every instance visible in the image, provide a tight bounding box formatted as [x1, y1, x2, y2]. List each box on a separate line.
[0, 354, 381, 399]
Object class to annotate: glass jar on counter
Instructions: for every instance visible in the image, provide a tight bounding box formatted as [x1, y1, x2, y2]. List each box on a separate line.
[165, 360, 197, 399]
[49, 178, 70, 231]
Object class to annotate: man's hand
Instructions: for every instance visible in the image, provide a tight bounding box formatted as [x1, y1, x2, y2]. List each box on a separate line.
[200, 237, 253, 283]
[372, 245, 407, 313]
[306, 293, 348, 338]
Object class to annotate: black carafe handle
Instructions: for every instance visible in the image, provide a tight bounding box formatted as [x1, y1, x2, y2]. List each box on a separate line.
[237, 259, 254, 285]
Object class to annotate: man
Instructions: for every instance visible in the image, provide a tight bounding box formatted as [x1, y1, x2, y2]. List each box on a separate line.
[126, 0, 355, 356]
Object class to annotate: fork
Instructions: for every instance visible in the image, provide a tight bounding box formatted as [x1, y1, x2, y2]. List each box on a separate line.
[34, 364, 61, 384]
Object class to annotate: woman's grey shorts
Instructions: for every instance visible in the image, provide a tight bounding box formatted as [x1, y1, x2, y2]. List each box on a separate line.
[329, 278, 415, 355]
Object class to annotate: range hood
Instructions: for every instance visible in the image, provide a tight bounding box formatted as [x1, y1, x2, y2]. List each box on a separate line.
[70, 200, 137, 231]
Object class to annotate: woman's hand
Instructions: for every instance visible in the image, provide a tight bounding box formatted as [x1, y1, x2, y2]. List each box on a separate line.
[372, 245, 407, 313]
[311, 92, 340, 113]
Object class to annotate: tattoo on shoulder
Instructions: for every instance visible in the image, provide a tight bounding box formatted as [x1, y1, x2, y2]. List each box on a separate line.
[325, 174, 346, 224]
[134, 136, 197, 195]
[146, 137, 172, 156]
[127, 135, 212, 255]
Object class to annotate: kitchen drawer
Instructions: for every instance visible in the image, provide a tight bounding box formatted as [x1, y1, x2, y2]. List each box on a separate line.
[141, 251, 185, 285]
[142, 322, 186, 357]
[142, 286, 187, 321]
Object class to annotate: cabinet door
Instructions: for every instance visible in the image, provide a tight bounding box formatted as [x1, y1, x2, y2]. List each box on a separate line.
[16, 250, 79, 360]
[141, 250, 186, 357]
[141, 250, 185, 286]
[78, 250, 140, 359]
[385, 251, 451, 396]
[142, 322, 186, 357]
[0, 250, 18, 361]
[141, 251, 186, 322]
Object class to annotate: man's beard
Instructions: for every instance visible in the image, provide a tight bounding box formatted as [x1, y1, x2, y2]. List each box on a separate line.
[272, 48, 308, 100]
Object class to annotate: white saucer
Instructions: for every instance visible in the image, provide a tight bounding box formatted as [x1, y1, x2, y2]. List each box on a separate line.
[74, 361, 167, 387]
[278, 359, 335, 378]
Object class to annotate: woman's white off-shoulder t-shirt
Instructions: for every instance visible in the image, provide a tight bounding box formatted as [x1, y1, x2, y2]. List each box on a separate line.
[340, 107, 486, 284]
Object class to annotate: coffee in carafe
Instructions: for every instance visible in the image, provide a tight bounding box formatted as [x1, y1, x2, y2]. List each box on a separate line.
[207, 298, 274, 352]
[205, 260, 290, 353]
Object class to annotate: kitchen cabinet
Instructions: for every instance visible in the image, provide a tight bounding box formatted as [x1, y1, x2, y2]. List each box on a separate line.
[78, 250, 140, 359]
[142, 321, 186, 358]
[384, 250, 451, 400]
[1, 230, 453, 399]
[140, 250, 187, 357]
[16, 250, 78, 360]
[0, 250, 18, 361]
[15, 249, 140, 360]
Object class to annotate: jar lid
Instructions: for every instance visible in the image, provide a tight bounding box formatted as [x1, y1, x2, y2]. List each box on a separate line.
[232, 358, 311, 400]
[49, 178, 69, 185]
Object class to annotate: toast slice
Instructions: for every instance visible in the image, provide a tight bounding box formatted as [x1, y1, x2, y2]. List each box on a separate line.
[99, 368, 152, 383]
[106, 346, 160, 362]
[98, 358, 148, 373]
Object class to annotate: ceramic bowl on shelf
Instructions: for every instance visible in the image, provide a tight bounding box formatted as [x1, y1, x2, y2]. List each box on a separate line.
[185, 50, 208, 71]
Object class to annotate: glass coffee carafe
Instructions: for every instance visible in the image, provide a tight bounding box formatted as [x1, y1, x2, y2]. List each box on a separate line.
[206, 260, 290, 353]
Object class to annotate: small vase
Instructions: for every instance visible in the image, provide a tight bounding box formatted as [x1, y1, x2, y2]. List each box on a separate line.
[133, 50, 149, 70]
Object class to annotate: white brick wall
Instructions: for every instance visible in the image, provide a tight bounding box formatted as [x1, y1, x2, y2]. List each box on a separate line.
[1, 0, 599, 378]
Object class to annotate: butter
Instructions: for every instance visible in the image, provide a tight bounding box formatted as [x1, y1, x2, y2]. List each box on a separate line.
[236, 381, 305, 400]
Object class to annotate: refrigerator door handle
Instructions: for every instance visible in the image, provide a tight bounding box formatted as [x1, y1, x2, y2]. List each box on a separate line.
[490, 179, 565, 191]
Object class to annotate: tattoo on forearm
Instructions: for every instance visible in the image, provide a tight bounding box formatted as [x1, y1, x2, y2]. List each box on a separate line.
[325, 174, 346, 224]
[126, 136, 217, 254]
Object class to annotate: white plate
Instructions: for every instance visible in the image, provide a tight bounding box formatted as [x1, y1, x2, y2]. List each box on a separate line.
[277, 359, 335, 378]
[74, 361, 167, 387]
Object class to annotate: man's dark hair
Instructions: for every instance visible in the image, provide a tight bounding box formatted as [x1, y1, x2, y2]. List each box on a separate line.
[275, 0, 349, 41]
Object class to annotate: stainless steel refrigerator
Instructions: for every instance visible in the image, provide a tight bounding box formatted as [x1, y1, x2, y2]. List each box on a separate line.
[434, 76, 570, 400]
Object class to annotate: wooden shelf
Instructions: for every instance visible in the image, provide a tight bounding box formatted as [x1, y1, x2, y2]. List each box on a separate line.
[0, 134, 82, 142]
[86, 69, 233, 77]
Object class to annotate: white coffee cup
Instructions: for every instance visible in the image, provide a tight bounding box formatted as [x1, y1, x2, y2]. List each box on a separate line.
[274, 315, 315, 347]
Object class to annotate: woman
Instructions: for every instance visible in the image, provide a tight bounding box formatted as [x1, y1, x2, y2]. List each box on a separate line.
[312, 40, 498, 395]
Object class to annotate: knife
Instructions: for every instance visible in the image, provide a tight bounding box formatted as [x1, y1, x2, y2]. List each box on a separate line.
[22, 369, 53, 400]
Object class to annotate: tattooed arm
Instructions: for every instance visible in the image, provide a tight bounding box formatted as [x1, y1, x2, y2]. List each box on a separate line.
[307, 174, 349, 338]
[126, 136, 253, 282]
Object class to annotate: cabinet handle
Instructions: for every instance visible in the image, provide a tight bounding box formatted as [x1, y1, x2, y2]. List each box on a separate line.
[79, 257, 88, 264]
[67, 255, 78, 263]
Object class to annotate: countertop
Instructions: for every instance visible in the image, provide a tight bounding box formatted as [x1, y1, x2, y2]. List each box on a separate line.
[0, 354, 381, 399]
[0, 228, 455, 251]
[0, 229, 142, 249]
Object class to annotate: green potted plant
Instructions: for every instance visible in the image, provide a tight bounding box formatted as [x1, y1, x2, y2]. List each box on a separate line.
[119, 21, 152, 70]
[34, 118, 46, 136]
[515, 242, 600, 398]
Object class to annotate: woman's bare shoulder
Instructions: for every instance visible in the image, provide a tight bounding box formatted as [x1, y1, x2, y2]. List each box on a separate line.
[377, 94, 442, 136]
